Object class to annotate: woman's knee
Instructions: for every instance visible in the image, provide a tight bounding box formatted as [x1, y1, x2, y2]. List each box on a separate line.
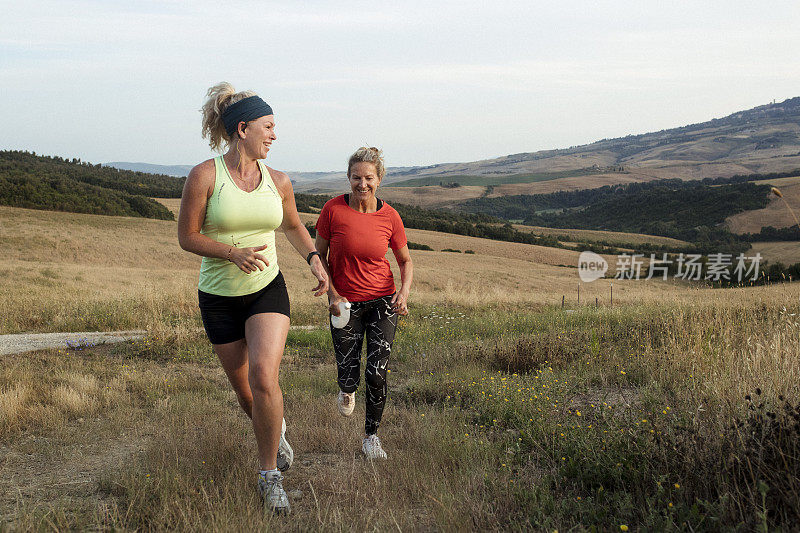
[248, 362, 278, 392]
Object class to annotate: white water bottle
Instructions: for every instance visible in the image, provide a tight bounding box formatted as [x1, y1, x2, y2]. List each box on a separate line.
[330, 302, 352, 328]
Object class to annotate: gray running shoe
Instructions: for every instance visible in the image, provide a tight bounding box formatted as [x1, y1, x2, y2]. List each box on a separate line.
[277, 417, 293, 472]
[257, 471, 291, 515]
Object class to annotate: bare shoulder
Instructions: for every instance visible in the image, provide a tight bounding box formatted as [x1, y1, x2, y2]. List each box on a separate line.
[265, 166, 293, 198]
[266, 166, 291, 188]
[184, 159, 216, 197]
[188, 159, 216, 183]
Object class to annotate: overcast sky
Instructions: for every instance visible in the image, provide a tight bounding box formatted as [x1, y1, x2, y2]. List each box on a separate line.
[2, 1, 799, 172]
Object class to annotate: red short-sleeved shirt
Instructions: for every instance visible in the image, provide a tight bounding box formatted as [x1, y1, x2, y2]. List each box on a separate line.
[316, 195, 408, 302]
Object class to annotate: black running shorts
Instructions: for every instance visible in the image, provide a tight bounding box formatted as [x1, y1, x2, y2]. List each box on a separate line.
[198, 271, 290, 345]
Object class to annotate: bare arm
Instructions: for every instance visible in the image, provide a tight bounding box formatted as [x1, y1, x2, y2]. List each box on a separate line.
[390, 245, 413, 315]
[177, 161, 225, 258]
[315, 234, 348, 315]
[177, 160, 271, 274]
[272, 168, 328, 297]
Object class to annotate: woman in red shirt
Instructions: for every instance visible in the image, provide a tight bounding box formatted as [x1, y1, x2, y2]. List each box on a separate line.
[315, 147, 413, 459]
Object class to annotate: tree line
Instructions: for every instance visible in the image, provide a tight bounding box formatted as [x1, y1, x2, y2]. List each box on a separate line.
[0, 150, 177, 220]
[742, 226, 800, 242]
[458, 178, 782, 253]
[296, 193, 708, 256]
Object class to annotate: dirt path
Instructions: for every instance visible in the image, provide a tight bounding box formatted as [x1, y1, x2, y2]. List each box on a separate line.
[0, 325, 321, 356]
[0, 330, 147, 356]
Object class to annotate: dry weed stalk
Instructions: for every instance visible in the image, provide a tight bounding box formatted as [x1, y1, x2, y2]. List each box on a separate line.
[772, 186, 800, 229]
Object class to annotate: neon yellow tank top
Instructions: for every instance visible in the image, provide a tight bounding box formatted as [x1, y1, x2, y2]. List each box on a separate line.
[198, 156, 283, 296]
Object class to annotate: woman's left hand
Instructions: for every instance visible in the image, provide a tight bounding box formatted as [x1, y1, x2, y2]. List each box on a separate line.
[390, 290, 409, 316]
[309, 255, 329, 297]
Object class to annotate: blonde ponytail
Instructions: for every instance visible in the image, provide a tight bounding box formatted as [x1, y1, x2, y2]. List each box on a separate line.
[200, 82, 257, 152]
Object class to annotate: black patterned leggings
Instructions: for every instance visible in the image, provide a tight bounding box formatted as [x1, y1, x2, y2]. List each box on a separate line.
[330, 294, 398, 436]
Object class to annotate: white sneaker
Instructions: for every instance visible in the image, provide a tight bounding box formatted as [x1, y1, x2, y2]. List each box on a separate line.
[338, 391, 355, 417]
[362, 434, 388, 460]
[276, 417, 293, 472]
[257, 471, 291, 515]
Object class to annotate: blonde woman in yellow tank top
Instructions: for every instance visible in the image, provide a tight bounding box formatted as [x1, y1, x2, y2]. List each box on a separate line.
[178, 82, 328, 514]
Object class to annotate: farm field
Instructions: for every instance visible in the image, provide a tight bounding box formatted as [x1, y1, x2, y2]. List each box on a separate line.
[751, 175, 800, 188]
[377, 171, 673, 209]
[726, 175, 800, 234]
[488, 171, 657, 198]
[750, 241, 800, 264]
[378, 185, 486, 208]
[509, 224, 689, 248]
[2, 204, 799, 530]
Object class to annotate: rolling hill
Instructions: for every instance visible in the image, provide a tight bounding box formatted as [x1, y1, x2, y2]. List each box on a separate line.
[116, 98, 800, 199]
[8, 97, 800, 261]
[104, 162, 193, 177]
[108, 97, 800, 215]
[0, 151, 178, 220]
[337, 97, 800, 206]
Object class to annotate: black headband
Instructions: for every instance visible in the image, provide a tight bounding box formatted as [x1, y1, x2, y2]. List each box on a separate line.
[222, 95, 273, 136]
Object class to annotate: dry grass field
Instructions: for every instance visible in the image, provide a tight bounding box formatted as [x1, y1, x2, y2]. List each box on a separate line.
[2, 203, 800, 530]
[726, 175, 800, 234]
[750, 241, 800, 264]
[378, 185, 486, 208]
[0, 203, 678, 335]
[749, 175, 800, 188]
[377, 171, 695, 209]
[510, 224, 689, 248]
[153, 197, 180, 216]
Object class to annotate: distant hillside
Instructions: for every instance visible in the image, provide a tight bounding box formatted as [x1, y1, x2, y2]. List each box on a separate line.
[290, 193, 703, 257]
[105, 161, 339, 184]
[119, 98, 800, 197]
[458, 177, 772, 252]
[726, 174, 800, 235]
[390, 168, 614, 188]
[105, 162, 193, 177]
[299, 97, 800, 205]
[388, 97, 800, 181]
[0, 151, 177, 220]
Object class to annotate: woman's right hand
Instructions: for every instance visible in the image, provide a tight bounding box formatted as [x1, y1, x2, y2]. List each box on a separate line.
[328, 294, 349, 316]
[229, 244, 270, 273]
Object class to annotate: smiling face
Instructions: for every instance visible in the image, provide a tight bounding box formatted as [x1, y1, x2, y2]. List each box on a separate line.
[348, 161, 381, 202]
[239, 114, 276, 159]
